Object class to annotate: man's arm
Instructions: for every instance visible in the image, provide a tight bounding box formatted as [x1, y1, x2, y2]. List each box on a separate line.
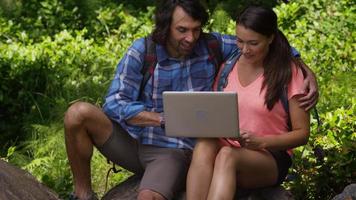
[102, 38, 149, 129]
[103, 38, 166, 131]
[290, 47, 319, 111]
[295, 58, 319, 111]
[127, 111, 161, 127]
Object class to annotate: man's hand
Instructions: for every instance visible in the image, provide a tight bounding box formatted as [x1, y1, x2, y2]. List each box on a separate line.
[297, 59, 319, 111]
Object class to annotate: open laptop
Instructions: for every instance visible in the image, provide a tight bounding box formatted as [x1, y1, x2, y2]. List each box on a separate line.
[162, 91, 239, 138]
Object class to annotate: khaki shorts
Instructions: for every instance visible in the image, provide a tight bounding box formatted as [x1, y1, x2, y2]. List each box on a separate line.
[97, 121, 192, 200]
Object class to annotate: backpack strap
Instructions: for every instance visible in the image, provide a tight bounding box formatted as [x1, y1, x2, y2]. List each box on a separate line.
[280, 86, 321, 131]
[139, 33, 223, 97]
[280, 86, 292, 131]
[214, 49, 241, 91]
[139, 35, 157, 97]
[202, 33, 223, 73]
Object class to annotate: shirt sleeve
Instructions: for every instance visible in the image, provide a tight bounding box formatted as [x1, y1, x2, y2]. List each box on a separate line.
[210, 32, 238, 61]
[291, 47, 300, 57]
[102, 38, 146, 124]
[288, 64, 305, 100]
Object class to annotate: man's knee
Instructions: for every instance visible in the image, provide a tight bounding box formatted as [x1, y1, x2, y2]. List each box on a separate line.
[138, 189, 166, 200]
[64, 102, 93, 127]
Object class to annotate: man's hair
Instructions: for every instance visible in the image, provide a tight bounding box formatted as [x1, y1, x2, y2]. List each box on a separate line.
[152, 0, 209, 45]
[237, 6, 295, 110]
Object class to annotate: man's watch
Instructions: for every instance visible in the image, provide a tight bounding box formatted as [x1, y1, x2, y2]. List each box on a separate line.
[159, 113, 165, 129]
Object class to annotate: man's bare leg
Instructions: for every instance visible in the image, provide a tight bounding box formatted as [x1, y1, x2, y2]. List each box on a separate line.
[64, 102, 113, 199]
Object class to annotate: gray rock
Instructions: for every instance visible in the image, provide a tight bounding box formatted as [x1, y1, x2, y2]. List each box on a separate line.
[102, 175, 294, 200]
[0, 159, 59, 200]
[332, 184, 356, 200]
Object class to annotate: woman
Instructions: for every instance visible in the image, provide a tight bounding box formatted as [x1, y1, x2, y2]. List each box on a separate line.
[186, 6, 310, 200]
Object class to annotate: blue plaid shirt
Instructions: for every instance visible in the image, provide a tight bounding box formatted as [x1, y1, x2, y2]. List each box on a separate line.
[103, 33, 239, 149]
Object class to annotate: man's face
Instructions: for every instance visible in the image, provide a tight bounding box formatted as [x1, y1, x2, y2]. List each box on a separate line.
[166, 6, 202, 59]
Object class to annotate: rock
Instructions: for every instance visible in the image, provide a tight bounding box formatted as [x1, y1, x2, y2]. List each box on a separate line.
[101, 175, 186, 200]
[102, 175, 140, 200]
[102, 175, 294, 200]
[238, 186, 294, 200]
[0, 158, 296, 200]
[0, 159, 59, 200]
[332, 184, 356, 200]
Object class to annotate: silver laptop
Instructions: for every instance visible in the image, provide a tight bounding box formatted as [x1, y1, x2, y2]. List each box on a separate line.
[162, 91, 239, 138]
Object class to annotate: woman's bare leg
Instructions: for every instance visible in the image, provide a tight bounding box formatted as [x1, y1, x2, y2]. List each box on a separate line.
[207, 147, 278, 200]
[186, 139, 220, 200]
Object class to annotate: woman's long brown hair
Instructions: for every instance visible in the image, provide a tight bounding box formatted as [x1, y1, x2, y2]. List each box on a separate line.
[237, 6, 298, 110]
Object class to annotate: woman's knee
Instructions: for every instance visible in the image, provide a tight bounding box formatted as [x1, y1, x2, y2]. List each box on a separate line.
[192, 139, 219, 164]
[215, 146, 236, 168]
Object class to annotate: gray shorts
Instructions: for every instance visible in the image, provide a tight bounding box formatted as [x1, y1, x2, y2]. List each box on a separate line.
[96, 121, 192, 200]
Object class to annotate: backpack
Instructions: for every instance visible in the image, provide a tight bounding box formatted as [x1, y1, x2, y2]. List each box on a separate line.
[138, 33, 223, 97]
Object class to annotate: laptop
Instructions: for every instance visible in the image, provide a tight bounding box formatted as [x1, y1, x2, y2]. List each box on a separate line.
[162, 91, 239, 138]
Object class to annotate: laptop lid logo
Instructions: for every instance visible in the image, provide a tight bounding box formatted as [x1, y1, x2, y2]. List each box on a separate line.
[196, 110, 208, 122]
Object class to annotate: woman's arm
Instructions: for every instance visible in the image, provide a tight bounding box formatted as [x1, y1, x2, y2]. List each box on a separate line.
[264, 95, 310, 150]
[238, 95, 310, 151]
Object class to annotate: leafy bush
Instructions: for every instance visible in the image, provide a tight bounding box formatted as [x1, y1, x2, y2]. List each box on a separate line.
[0, 0, 354, 199]
[0, 2, 154, 153]
[1, 2, 153, 198]
[275, 0, 355, 199]
[287, 104, 355, 199]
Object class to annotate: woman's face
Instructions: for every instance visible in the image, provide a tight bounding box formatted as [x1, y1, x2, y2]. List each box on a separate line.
[235, 24, 273, 65]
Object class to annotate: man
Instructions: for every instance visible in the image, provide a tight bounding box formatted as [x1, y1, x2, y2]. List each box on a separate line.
[64, 0, 318, 200]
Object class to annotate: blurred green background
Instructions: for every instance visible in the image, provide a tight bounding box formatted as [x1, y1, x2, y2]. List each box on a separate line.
[0, 0, 354, 199]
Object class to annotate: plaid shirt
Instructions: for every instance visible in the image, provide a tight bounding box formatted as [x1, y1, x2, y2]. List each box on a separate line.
[103, 33, 238, 149]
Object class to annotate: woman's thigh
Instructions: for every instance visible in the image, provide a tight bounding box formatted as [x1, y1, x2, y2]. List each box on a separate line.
[192, 138, 221, 163]
[230, 148, 278, 188]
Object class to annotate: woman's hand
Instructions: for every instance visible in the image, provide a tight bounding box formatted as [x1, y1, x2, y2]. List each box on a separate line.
[237, 130, 266, 150]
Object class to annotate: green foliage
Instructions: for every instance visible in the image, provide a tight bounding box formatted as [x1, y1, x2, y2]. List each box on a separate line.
[207, 6, 236, 34]
[0, 1, 153, 198]
[274, 0, 356, 199]
[0, 2, 154, 152]
[276, 0, 355, 111]
[0, 0, 355, 199]
[3, 123, 131, 198]
[203, 0, 279, 19]
[286, 104, 355, 199]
